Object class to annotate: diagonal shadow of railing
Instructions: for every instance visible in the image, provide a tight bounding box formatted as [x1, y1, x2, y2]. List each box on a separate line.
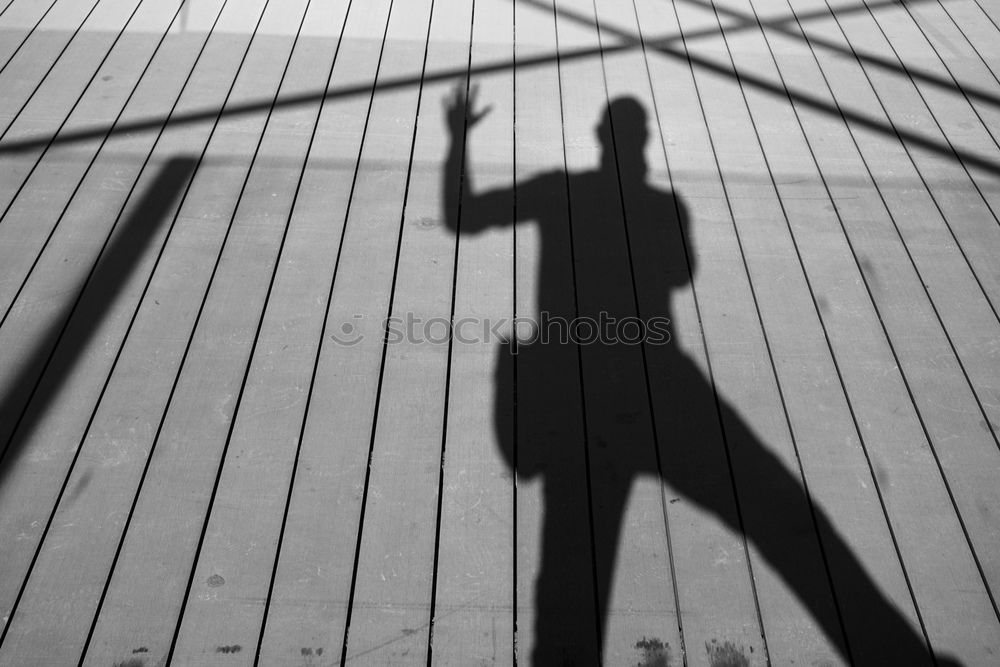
[682, 0, 1000, 112]
[537, 0, 1000, 175]
[0, 0, 997, 177]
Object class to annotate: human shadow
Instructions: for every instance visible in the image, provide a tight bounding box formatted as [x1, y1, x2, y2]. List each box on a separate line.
[443, 87, 959, 666]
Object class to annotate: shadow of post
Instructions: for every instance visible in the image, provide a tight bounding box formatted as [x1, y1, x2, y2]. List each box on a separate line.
[0, 157, 197, 494]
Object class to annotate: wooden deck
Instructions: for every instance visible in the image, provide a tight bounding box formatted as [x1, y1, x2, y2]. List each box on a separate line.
[1, 0, 999, 664]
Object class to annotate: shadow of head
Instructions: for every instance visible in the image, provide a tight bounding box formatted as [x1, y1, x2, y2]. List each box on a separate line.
[595, 96, 695, 284]
[598, 96, 649, 178]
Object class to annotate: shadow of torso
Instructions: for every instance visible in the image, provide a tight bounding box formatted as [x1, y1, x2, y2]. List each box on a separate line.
[493, 166, 700, 662]
[495, 167, 690, 478]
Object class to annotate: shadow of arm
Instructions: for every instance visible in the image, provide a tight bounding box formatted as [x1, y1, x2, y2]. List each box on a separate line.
[444, 85, 515, 235]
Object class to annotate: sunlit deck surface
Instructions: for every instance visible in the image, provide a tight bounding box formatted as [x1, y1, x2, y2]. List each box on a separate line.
[1, 0, 1000, 664]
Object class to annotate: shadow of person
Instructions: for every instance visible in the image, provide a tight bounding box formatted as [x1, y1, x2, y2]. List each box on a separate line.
[444, 85, 955, 666]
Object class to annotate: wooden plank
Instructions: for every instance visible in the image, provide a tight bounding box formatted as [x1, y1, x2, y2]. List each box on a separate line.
[932, 0, 1000, 76]
[0, 0, 98, 114]
[0, 163, 199, 663]
[694, 0, 981, 663]
[427, 0, 514, 662]
[840, 0, 1000, 309]
[249, 0, 427, 656]
[0, 0, 230, 639]
[0, 0, 184, 329]
[747, 0, 1000, 661]
[642, 0, 853, 662]
[175, 0, 433, 662]
[0, 0, 111, 132]
[953, 0, 1000, 55]
[0, 0, 994, 661]
[507, 1, 601, 663]
[0, 0, 159, 318]
[0, 0, 15, 21]
[788, 0, 1000, 590]
[242, 0, 400, 661]
[594, 1, 771, 664]
[546, 1, 682, 663]
[0, 0, 54, 31]
[178, 0, 430, 659]
[805, 0, 1000, 426]
[164, 6, 414, 662]
[892, 0, 1000, 148]
[319, 1, 450, 662]
[52, 0, 322, 660]
[81, 4, 356, 667]
[0, 0, 200, 455]
[0, 0, 162, 152]
[784, 0, 1000, 441]
[0, 0, 59, 67]
[0, 2, 226, 456]
[0, 0, 280, 660]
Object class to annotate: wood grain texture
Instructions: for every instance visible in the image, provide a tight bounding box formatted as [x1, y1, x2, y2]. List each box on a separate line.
[0, 0, 995, 663]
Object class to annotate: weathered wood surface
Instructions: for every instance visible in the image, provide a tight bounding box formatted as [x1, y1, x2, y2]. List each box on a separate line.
[0, 0, 998, 664]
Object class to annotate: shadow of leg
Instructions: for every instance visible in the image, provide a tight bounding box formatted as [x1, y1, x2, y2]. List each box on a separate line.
[498, 341, 602, 664]
[696, 392, 935, 665]
[532, 470, 605, 666]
